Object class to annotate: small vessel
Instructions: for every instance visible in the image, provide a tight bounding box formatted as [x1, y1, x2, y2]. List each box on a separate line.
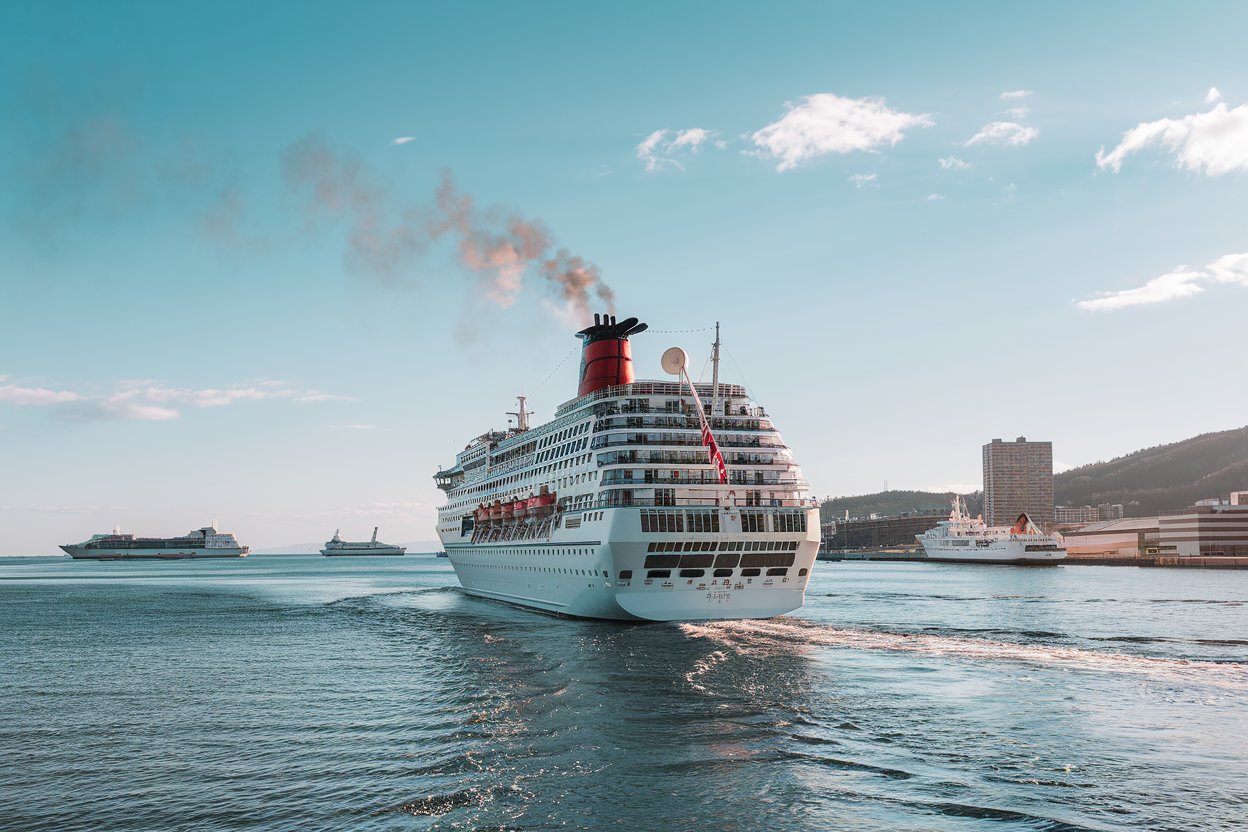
[60, 523, 249, 559]
[916, 497, 1066, 564]
[320, 527, 406, 557]
[433, 314, 820, 621]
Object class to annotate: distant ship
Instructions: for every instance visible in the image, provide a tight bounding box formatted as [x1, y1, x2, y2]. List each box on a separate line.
[916, 497, 1066, 564]
[60, 523, 249, 560]
[320, 527, 406, 557]
[433, 314, 820, 621]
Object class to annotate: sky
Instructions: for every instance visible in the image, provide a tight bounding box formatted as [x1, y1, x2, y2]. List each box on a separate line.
[2, 1, 1247, 554]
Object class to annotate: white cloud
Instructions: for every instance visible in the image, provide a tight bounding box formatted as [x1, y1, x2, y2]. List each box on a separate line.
[1001, 90, 1033, 100]
[848, 172, 877, 188]
[938, 156, 971, 170]
[926, 193, 944, 201]
[636, 127, 715, 172]
[964, 122, 1038, 147]
[392, 136, 416, 145]
[1005, 106, 1031, 119]
[1076, 252, 1248, 311]
[749, 93, 933, 171]
[0, 382, 82, 406]
[1095, 101, 1248, 175]
[1205, 87, 1222, 104]
[0, 377, 349, 421]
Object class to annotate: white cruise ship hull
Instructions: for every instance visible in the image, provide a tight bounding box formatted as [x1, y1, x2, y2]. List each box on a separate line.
[321, 547, 406, 556]
[919, 540, 1066, 565]
[443, 509, 820, 621]
[60, 546, 248, 560]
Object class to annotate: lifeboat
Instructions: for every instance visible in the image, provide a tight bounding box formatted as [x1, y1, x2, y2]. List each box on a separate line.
[534, 490, 558, 516]
[489, 500, 503, 522]
[474, 504, 489, 524]
[524, 494, 540, 518]
[501, 500, 515, 520]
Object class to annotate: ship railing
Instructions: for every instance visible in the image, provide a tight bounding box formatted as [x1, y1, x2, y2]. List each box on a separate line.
[555, 382, 748, 416]
[566, 495, 817, 510]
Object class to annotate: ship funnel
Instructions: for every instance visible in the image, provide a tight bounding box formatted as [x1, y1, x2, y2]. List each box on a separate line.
[575, 314, 648, 396]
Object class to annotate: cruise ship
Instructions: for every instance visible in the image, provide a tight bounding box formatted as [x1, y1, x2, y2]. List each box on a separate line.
[916, 497, 1066, 564]
[60, 523, 249, 560]
[433, 314, 820, 621]
[321, 527, 406, 556]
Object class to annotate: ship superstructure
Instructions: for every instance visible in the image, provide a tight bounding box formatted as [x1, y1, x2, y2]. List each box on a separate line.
[60, 523, 249, 560]
[434, 315, 820, 621]
[916, 497, 1067, 564]
[321, 527, 406, 557]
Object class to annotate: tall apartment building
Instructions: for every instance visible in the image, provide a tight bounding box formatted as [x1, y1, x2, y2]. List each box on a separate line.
[983, 436, 1054, 530]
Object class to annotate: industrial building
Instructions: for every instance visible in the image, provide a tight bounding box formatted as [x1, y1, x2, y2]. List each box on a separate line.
[1063, 492, 1248, 561]
[820, 513, 946, 552]
[983, 436, 1054, 530]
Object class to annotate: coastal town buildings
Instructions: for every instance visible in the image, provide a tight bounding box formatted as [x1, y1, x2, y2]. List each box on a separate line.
[1055, 503, 1124, 525]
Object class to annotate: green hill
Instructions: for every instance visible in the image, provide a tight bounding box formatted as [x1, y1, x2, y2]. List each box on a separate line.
[819, 490, 981, 522]
[1054, 425, 1248, 516]
[819, 425, 1248, 522]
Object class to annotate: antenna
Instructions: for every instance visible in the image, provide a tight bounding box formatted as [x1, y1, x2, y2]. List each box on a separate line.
[710, 322, 721, 417]
[506, 395, 533, 432]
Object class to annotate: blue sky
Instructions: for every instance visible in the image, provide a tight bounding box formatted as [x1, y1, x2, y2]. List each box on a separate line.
[2, 1, 1247, 554]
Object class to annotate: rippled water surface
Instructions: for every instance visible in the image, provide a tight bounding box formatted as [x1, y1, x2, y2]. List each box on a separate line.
[2, 556, 1246, 831]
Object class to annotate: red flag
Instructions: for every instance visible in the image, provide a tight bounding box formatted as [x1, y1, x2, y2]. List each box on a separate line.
[684, 371, 728, 485]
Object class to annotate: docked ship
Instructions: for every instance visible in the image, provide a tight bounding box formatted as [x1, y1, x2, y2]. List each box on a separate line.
[916, 497, 1067, 564]
[320, 527, 406, 556]
[433, 314, 820, 621]
[60, 523, 249, 560]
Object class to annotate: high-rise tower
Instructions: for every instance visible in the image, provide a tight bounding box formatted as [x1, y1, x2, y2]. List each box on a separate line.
[982, 437, 1054, 530]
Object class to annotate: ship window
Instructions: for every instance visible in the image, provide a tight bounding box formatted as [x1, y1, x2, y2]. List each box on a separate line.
[740, 568, 761, 577]
[644, 554, 680, 568]
[713, 568, 733, 578]
[766, 568, 788, 577]
[679, 554, 714, 568]
[646, 569, 671, 579]
[714, 552, 740, 568]
[679, 569, 705, 578]
[619, 570, 633, 580]
[798, 568, 808, 576]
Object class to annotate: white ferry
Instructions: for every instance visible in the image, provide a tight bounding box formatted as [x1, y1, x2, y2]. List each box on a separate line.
[433, 315, 820, 621]
[321, 527, 406, 557]
[916, 497, 1066, 564]
[60, 523, 249, 559]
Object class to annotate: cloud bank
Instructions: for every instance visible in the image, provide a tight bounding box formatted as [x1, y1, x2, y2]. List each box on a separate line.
[749, 94, 933, 171]
[1096, 101, 1248, 175]
[0, 377, 350, 421]
[1076, 252, 1248, 311]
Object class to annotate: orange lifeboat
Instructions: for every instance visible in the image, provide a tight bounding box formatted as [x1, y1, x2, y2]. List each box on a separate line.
[474, 504, 489, 524]
[501, 500, 515, 520]
[489, 500, 503, 522]
[525, 494, 540, 518]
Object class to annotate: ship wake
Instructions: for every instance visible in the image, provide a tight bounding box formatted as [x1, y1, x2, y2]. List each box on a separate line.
[678, 617, 1248, 690]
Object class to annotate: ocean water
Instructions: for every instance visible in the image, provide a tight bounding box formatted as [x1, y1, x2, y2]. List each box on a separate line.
[1, 556, 1245, 832]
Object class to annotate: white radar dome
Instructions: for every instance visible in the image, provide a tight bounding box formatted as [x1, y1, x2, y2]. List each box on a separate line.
[660, 347, 689, 376]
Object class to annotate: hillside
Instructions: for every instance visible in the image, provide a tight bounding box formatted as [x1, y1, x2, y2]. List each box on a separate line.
[1054, 425, 1248, 516]
[820, 425, 1248, 522]
[819, 490, 982, 522]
